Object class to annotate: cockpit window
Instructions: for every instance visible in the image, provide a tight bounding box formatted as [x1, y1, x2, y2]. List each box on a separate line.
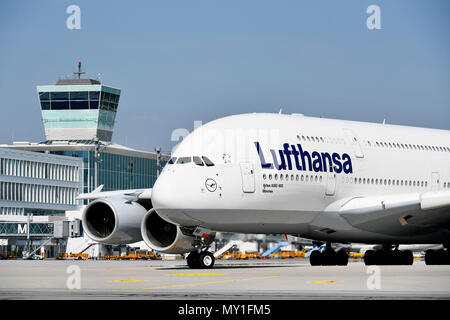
[177, 157, 192, 164]
[193, 156, 204, 166]
[202, 156, 214, 166]
[167, 157, 177, 164]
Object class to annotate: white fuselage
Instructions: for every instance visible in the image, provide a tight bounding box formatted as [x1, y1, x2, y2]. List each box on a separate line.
[152, 113, 450, 244]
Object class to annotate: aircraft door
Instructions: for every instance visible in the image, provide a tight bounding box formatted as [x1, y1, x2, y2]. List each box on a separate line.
[431, 172, 440, 191]
[325, 172, 336, 196]
[240, 162, 255, 193]
[343, 128, 364, 158]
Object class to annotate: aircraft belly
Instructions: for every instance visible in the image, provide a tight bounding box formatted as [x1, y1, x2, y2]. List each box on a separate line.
[181, 208, 319, 233]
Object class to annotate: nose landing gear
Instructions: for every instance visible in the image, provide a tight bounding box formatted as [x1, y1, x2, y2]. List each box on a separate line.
[186, 250, 215, 269]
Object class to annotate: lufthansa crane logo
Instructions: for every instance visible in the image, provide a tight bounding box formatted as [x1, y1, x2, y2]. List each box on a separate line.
[205, 178, 217, 192]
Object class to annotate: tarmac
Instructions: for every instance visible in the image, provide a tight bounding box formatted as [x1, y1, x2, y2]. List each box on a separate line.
[0, 258, 449, 300]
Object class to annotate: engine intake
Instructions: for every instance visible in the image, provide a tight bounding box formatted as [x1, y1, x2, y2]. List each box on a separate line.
[82, 198, 147, 244]
[141, 209, 215, 254]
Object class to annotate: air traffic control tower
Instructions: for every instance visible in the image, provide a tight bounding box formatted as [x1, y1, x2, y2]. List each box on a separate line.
[3, 62, 167, 195]
[37, 61, 120, 142]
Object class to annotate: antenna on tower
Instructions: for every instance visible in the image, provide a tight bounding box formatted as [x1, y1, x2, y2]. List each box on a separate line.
[73, 60, 86, 79]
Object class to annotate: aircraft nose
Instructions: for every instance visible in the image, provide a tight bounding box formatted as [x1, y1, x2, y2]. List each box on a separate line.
[151, 173, 174, 212]
[151, 171, 197, 226]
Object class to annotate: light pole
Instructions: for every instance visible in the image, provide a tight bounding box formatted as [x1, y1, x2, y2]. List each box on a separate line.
[155, 147, 161, 178]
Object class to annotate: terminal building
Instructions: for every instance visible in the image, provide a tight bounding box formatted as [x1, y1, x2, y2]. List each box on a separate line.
[0, 62, 168, 258]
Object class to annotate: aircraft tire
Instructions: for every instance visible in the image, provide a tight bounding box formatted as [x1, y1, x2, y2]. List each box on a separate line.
[198, 251, 215, 269]
[187, 251, 200, 269]
[364, 250, 376, 265]
[310, 251, 321, 266]
[402, 250, 414, 265]
[336, 249, 348, 266]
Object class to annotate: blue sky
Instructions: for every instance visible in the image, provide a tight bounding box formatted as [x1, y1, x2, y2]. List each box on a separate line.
[0, 0, 449, 154]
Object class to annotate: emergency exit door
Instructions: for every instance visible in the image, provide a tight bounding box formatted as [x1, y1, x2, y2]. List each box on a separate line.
[240, 163, 255, 193]
[325, 172, 336, 196]
[431, 172, 440, 191]
[343, 128, 364, 158]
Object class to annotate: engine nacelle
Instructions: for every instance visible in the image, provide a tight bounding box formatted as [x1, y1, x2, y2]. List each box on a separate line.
[82, 198, 147, 245]
[141, 209, 215, 254]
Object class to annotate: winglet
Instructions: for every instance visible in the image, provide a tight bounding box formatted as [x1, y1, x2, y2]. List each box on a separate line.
[92, 185, 104, 193]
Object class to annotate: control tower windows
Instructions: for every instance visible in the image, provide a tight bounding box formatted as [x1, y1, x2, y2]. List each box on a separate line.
[89, 91, 100, 100]
[50, 92, 69, 100]
[39, 92, 50, 100]
[70, 100, 89, 109]
[40, 101, 50, 110]
[70, 91, 88, 100]
[89, 100, 99, 109]
[51, 101, 69, 110]
[38, 90, 108, 110]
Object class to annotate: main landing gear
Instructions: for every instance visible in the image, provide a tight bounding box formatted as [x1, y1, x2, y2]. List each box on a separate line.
[309, 243, 349, 266]
[364, 245, 413, 265]
[186, 250, 215, 269]
[425, 246, 450, 265]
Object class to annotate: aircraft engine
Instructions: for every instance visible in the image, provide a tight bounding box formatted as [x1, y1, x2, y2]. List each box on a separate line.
[82, 198, 147, 245]
[141, 209, 215, 254]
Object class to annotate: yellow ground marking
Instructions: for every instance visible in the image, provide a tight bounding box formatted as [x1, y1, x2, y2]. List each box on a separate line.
[308, 280, 344, 284]
[142, 275, 280, 290]
[107, 280, 147, 283]
[168, 273, 228, 276]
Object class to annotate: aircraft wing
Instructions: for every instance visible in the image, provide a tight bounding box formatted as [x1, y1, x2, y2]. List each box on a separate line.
[332, 190, 450, 236]
[76, 184, 152, 200]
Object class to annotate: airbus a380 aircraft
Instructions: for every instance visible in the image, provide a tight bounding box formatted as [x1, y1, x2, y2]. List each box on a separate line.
[79, 113, 450, 268]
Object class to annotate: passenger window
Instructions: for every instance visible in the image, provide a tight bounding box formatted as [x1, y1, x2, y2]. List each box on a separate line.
[167, 157, 177, 165]
[177, 157, 192, 164]
[202, 156, 215, 167]
[193, 156, 204, 166]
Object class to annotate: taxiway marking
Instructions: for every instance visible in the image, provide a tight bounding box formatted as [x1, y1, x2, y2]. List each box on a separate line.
[142, 275, 280, 290]
[308, 280, 344, 284]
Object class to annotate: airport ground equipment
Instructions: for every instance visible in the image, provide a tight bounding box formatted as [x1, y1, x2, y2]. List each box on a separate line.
[304, 243, 325, 258]
[58, 253, 88, 260]
[104, 251, 160, 261]
[261, 241, 289, 258]
[22, 237, 53, 260]
[213, 240, 243, 258]
[218, 250, 261, 260]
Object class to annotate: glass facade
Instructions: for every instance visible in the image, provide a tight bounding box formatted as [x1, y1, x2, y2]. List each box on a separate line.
[50, 150, 161, 193]
[0, 149, 83, 216]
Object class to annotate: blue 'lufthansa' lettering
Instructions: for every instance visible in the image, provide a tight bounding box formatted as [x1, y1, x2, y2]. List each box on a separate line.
[254, 141, 353, 174]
